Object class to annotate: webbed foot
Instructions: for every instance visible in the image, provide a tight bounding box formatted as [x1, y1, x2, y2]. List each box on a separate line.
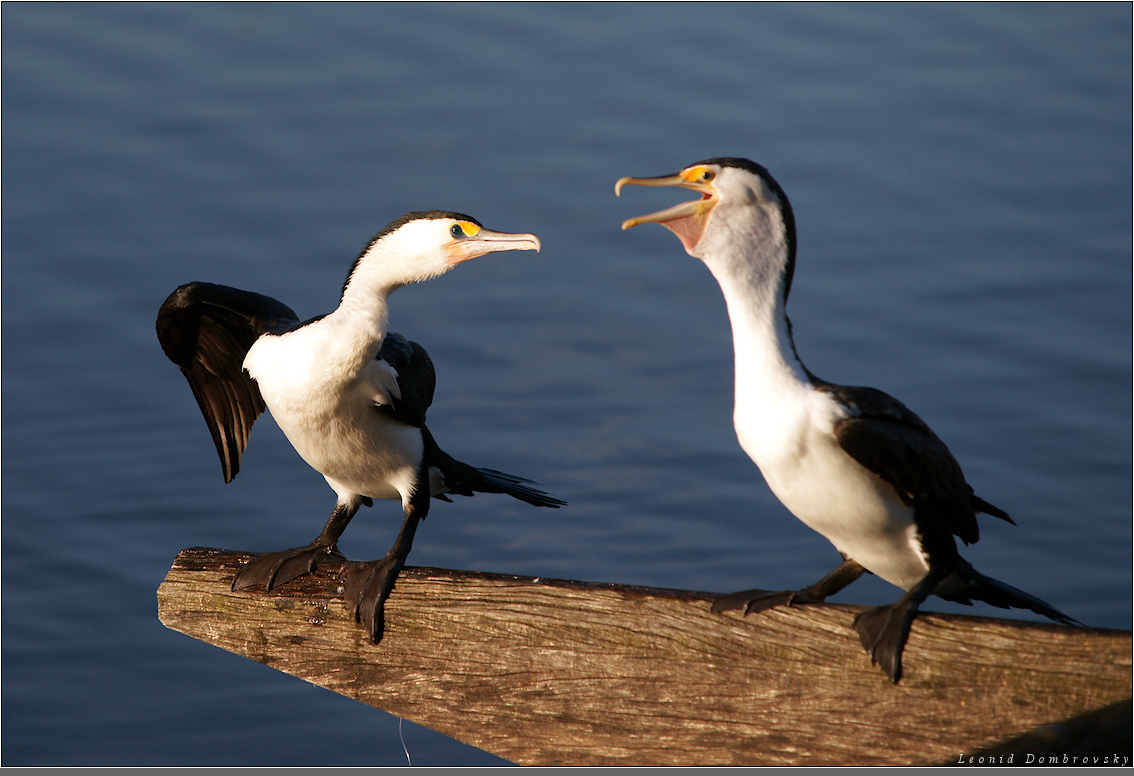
[853, 568, 941, 683]
[712, 559, 868, 616]
[853, 600, 918, 683]
[340, 555, 404, 643]
[711, 588, 824, 615]
[231, 542, 346, 592]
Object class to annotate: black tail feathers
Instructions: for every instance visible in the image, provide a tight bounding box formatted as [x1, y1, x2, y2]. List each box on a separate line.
[467, 467, 567, 508]
[943, 561, 1080, 626]
[422, 426, 565, 509]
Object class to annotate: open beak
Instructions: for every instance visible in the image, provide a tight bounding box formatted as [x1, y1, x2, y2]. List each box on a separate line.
[447, 229, 541, 265]
[615, 171, 718, 253]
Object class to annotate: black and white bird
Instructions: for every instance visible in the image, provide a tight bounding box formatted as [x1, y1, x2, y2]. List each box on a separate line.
[157, 210, 565, 643]
[616, 158, 1076, 681]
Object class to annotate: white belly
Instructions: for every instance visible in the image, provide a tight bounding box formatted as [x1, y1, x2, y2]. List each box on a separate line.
[735, 392, 931, 592]
[273, 400, 422, 502]
[244, 331, 422, 503]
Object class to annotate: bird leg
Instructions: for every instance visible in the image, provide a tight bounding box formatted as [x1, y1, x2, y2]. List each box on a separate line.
[231, 499, 360, 592]
[340, 468, 430, 644]
[853, 567, 944, 683]
[711, 558, 867, 615]
[340, 498, 425, 644]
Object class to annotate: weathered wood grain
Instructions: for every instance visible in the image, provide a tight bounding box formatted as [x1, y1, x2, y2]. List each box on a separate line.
[157, 547, 1131, 766]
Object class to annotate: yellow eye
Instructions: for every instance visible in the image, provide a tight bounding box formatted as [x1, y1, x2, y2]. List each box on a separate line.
[450, 221, 481, 239]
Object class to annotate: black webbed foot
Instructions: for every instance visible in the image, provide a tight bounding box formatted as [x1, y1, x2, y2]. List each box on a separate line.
[340, 555, 404, 643]
[712, 558, 868, 616]
[852, 568, 941, 683]
[853, 599, 919, 683]
[231, 542, 346, 592]
[711, 588, 825, 615]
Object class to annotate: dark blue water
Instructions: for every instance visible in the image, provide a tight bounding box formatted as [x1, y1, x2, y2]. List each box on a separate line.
[3, 3, 1129, 766]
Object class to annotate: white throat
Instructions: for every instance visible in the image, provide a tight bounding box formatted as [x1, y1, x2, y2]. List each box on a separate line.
[694, 212, 814, 469]
[331, 263, 396, 370]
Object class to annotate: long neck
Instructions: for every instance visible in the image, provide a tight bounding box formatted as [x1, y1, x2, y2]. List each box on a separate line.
[323, 253, 402, 369]
[702, 232, 810, 405]
[704, 234, 816, 470]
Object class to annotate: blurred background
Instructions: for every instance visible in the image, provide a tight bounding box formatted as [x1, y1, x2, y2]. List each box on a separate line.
[3, 2, 1129, 766]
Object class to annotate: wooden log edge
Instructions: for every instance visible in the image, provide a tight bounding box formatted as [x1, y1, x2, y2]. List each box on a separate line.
[157, 547, 1132, 766]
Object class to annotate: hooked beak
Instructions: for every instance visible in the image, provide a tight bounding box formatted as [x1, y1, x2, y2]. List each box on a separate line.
[615, 171, 718, 253]
[447, 229, 541, 265]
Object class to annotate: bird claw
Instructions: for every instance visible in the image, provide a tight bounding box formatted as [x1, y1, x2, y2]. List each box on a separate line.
[711, 588, 822, 615]
[231, 543, 345, 591]
[340, 556, 403, 643]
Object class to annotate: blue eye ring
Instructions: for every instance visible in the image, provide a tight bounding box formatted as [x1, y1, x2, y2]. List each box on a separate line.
[450, 223, 465, 238]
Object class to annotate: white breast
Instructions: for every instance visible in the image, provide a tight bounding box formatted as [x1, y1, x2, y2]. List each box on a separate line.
[243, 326, 422, 504]
[734, 386, 931, 591]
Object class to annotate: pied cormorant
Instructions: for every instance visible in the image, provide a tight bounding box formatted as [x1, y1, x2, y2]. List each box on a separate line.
[157, 211, 564, 643]
[617, 159, 1076, 681]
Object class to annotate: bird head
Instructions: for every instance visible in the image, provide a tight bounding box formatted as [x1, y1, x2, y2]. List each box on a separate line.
[342, 210, 541, 298]
[616, 157, 797, 298]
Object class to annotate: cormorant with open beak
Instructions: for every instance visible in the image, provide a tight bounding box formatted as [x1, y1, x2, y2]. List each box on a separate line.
[617, 158, 1076, 681]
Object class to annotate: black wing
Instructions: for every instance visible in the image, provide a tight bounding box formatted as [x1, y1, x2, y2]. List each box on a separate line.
[821, 382, 1010, 550]
[156, 281, 299, 482]
[375, 332, 435, 428]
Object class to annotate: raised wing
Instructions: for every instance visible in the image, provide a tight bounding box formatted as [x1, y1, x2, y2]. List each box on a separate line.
[156, 281, 299, 482]
[374, 332, 436, 428]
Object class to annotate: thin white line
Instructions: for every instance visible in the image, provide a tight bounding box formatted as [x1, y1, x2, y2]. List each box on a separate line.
[399, 716, 412, 766]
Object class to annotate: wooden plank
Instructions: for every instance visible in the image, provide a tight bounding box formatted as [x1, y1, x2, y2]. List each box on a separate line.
[157, 547, 1131, 766]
